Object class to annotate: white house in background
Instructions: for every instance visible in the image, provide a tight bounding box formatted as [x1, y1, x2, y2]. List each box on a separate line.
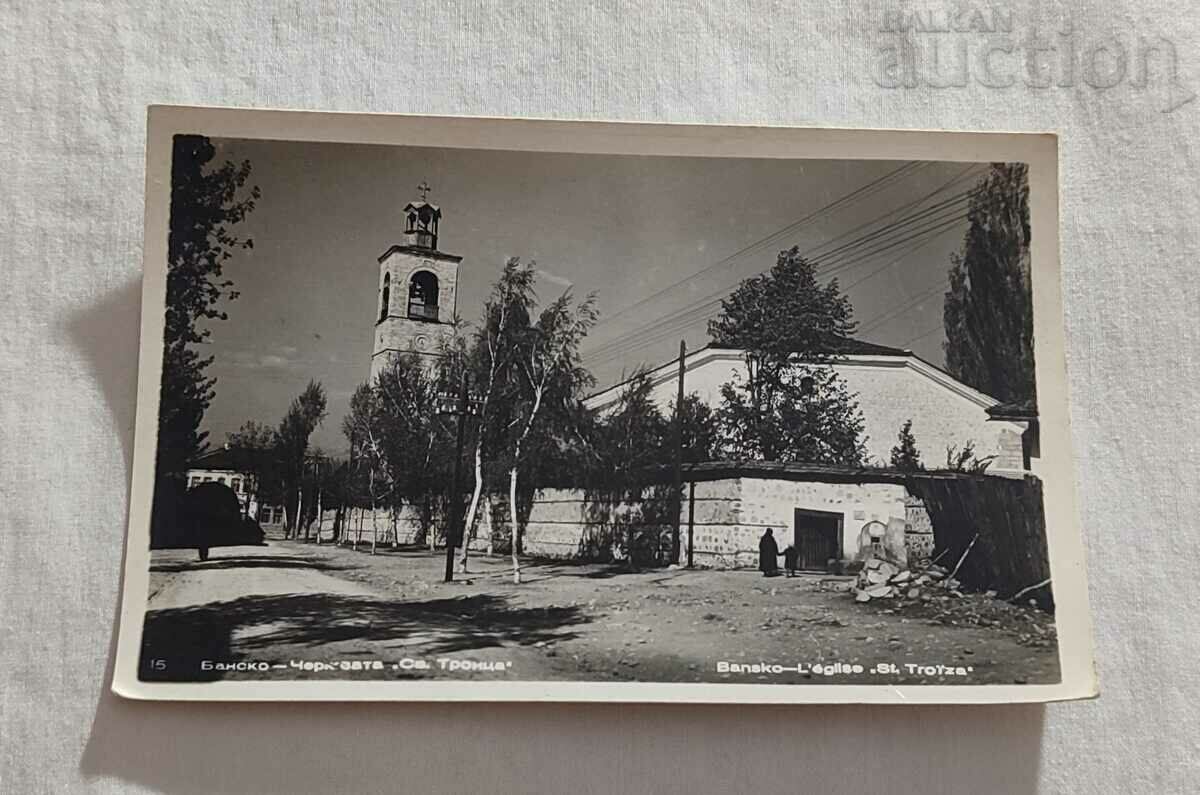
[584, 340, 1039, 478]
[185, 446, 286, 526]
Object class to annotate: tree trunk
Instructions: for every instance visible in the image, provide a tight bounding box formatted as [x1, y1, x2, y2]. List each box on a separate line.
[371, 503, 378, 555]
[314, 487, 323, 544]
[459, 445, 485, 573]
[508, 466, 521, 585]
[296, 484, 304, 541]
[427, 497, 436, 554]
[369, 468, 377, 555]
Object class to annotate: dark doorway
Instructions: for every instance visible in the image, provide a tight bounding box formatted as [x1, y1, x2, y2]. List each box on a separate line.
[793, 509, 843, 571]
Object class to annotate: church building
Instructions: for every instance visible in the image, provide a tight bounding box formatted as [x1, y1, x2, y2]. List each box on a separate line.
[370, 182, 462, 379]
[585, 340, 1039, 479]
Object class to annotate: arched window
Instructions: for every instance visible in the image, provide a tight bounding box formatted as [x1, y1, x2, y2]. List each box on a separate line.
[408, 271, 439, 321]
[379, 272, 391, 322]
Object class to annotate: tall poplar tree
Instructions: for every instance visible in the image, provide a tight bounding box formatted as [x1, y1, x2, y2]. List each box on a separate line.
[943, 163, 1035, 405]
[158, 135, 259, 479]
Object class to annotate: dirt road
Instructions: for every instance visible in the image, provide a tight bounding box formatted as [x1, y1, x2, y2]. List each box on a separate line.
[140, 538, 1060, 685]
[141, 544, 552, 682]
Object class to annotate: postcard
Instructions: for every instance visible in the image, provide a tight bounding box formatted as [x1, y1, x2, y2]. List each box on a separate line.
[112, 106, 1095, 702]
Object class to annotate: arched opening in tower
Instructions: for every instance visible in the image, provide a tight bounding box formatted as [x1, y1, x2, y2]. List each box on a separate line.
[408, 271, 440, 321]
[379, 272, 391, 322]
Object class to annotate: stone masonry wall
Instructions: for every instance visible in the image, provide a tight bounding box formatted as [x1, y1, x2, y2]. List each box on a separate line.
[735, 477, 916, 561]
[308, 477, 935, 571]
[520, 477, 931, 569]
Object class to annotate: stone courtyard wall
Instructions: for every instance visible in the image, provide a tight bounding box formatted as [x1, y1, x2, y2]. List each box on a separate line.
[518, 476, 932, 569]
[735, 477, 917, 563]
[314, 504, 493, 551]
[306, 474, 941, 572]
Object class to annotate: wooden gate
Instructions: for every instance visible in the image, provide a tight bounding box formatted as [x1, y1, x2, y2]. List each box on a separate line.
[793, 509, 843, 571]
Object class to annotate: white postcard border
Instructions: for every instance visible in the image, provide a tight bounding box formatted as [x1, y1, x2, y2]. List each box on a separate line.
[112, 106, 1095, 704]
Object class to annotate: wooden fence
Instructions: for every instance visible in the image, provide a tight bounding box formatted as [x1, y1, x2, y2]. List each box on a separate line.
[906, 474, 1053, 610]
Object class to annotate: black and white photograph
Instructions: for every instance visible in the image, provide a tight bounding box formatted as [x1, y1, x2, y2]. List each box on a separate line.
[114, 110, 1090, 702]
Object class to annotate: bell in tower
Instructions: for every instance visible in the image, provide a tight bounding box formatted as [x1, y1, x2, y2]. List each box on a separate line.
[403, 180, 441, 250]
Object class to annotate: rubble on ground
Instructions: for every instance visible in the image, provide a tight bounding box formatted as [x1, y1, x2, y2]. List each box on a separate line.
[851, 558, 958, 602]
[848, 557, 1057, 646]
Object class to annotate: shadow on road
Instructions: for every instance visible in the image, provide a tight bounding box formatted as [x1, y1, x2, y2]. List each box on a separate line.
[150, 555, 359, 574]
[139, 593, 588, 682]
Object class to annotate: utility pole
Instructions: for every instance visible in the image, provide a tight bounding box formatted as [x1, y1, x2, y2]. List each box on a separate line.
[670, 340, 686, 565]
[686, 481, 695, 569]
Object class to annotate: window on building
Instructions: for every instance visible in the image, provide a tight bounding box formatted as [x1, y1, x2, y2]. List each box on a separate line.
[379, 272, 390, 322]
[408, 271, 439, 321]
[203, 476, 213, 482]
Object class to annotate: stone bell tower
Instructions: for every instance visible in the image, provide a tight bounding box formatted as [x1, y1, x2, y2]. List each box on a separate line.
[370, 181, 462, 379]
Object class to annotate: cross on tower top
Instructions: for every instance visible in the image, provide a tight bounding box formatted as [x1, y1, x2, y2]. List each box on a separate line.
[417, 180, 432, 201]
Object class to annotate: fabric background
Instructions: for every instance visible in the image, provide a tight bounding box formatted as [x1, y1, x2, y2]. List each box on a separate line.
[1, 1, 1196, 792]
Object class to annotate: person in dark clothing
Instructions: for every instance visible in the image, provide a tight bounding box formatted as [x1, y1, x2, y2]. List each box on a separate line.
[759, 528, 781, 576]
[782, 544, 799, 577]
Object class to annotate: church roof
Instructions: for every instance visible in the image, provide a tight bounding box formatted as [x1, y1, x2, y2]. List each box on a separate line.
[403, 200, 441, 213]
[986, 399, 1039, 421]
[709, 335, 912, 358]
[584, 336, 1008, 413]
[187, 446, 242, 472]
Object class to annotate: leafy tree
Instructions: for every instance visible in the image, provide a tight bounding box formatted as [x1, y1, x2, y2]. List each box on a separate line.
[589, 371, 668, 494]
[503, 288, 598, 583]
[341, 382, 390, 551]
[708, 245, 856, 362]
[673, 392, 719, 464]
[717, 365, 867, 465]
[943, 163, 1035, 405]
[586, 372, 670, 565]
[374, 354, 454, 551]
[889, 419, 923, 471]
[226, 420, 280, 518]
[708, 246, 866, 465]
[458, 259, 535, 572]
[945, 441, 995, 474]
[276, 380, 328, 536]
[158, 135, 259, 479]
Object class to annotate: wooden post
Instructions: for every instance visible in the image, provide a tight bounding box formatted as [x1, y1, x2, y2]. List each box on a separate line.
[670, 340, 686, 564]
[686, 480, 696, 568]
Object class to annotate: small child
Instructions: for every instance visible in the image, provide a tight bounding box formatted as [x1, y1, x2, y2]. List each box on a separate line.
[783, 545, 799, 577]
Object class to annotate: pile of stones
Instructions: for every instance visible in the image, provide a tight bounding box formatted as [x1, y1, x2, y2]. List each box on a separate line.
[852, 558, 963, 602]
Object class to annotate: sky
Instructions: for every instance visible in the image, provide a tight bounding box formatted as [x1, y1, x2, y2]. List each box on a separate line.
[193, 138, 990, 452]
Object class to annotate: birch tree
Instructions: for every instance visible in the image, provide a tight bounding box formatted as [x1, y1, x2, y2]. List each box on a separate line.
[504, 290, 597, 584]
[458, 259, 534, 573]
[341, 383, 388, 553]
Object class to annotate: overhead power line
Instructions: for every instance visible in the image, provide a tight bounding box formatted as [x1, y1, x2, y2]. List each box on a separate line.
[591, 162, 925, 332]
[582, 163, 987, 369]
[583, 199, 973, 365]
